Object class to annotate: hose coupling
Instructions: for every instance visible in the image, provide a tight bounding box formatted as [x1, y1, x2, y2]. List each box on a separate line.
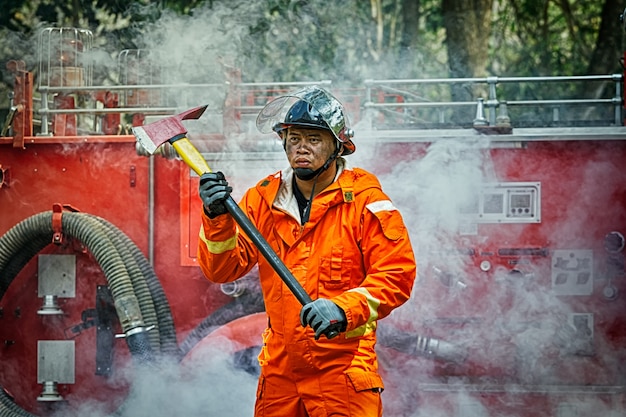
[415, 335, 468, 364]
[115, 324, 156, 339]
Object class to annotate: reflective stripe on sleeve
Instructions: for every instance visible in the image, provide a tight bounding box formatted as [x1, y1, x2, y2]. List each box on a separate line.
[366, 200, 397, 213]
[345, 287, 380, 338]
[199, 224, 237, 254]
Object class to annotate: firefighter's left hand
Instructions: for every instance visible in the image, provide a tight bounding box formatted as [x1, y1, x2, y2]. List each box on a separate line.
[300, 298, 347, 340]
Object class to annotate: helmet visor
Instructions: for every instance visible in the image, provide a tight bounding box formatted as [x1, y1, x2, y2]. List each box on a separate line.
[256, 86, 350, 143]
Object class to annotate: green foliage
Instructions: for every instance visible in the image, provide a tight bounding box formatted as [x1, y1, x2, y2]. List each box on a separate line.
[490, 0, 610, 76]
[0, 0, 620, 111]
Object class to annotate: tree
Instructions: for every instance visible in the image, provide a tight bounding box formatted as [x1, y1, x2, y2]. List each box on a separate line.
[442, 0, 493, 79]
[0, 0, 623, 113]
[586, 0, 624, 99]
[486, 0, 623, 124]
[441, 0, 494, 123]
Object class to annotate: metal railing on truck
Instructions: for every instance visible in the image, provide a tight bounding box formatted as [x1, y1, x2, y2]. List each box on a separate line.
[11, 74, 625, 141]
[361, 74, 624, 129]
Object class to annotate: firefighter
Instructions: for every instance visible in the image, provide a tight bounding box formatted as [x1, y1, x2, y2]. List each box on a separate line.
[197, 86, 416, 417]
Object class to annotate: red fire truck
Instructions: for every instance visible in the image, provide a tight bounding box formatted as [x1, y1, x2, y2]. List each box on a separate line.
[1, 27, 625, 417]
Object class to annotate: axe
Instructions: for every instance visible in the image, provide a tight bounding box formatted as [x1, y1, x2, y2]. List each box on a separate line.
[132, 106, 340, 339]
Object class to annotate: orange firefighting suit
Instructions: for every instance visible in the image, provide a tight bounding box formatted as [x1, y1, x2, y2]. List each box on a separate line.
[197, 158, 416, 417]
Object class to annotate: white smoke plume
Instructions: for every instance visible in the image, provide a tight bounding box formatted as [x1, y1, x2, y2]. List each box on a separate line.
[2, 2, 625, 417]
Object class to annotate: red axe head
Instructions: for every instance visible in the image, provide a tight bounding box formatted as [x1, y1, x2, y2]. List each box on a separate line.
[132, 105, 208, 154]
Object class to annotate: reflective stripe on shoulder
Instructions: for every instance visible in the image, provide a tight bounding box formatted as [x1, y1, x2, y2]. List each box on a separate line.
[345, 287, 380, 338]
[199, 224, 237, 254]
[366, 200, 397, 213]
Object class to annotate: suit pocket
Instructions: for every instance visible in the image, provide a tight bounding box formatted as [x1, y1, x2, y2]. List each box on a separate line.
[320, 245, 352, 292]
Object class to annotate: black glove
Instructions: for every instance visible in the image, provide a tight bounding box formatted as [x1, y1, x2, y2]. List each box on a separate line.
[300, 298, 346, 340]
[199, 171, 233, 218]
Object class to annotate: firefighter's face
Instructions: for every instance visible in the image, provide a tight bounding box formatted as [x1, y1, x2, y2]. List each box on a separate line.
[284, 127, 338, 171]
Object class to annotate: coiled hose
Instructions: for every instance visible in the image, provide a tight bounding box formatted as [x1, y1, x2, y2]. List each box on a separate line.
[0, 210, 179, 417]
[178, 278, 265, 357]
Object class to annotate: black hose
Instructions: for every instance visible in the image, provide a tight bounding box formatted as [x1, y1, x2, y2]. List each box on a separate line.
[179, 283, 265, 358]
[91, 215, 160, 351]
[125, 331, 156, 365]
[81, 214, 161, 355]
[0, 214, 53, 299]
[0, 210, 179, 417]
[91, 216, 179, 359]
[0, 387, 37, 417]
[0, 211, 178, 356]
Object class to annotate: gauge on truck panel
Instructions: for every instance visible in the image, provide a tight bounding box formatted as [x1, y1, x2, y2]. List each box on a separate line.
[461, 182, 541, 224]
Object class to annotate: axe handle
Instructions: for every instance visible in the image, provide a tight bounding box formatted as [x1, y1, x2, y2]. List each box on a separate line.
[171, 139, 303, 296]
[222, 197, 313, 306]
[172, 138, 339, 338]
[172, 137, 214, 175]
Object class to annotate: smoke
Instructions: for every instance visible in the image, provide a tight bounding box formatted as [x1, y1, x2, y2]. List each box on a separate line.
[2, 2, 625, 417]
[364, 132, 625, 416]
[131, 4, 253, 84]
[372, 135, 491, 294]
[109, 3, 625, 415]
[58, 342, 257, 417]
[121, 348, 256, 417]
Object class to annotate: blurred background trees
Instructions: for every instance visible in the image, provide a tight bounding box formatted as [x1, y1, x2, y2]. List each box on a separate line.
[1, 0, 624, 110]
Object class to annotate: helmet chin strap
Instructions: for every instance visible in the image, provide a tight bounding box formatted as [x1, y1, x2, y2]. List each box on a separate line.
[295, 145, 342, 224]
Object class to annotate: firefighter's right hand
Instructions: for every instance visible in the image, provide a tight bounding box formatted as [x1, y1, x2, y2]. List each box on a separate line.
[199, 172, 233, 218]
[300, 298, 346, 340]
